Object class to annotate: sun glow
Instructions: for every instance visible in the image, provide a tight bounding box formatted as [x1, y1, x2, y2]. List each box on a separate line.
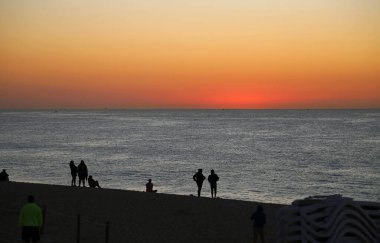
[1, 0, 379, 109]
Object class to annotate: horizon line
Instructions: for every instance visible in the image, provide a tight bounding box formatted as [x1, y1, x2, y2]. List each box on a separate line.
[1, 107, 379, 111]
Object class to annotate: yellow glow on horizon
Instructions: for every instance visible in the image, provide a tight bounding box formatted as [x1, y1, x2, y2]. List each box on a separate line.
[1, 0, 379, 109]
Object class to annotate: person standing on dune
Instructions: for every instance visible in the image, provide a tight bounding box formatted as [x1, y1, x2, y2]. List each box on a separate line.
[193, 169, 206, 197]
[208, 169, 219, 198]
[77, 160, 88, 187]
[19, 195, 43, 243]
[69, 161, 77, 186]
[250, 205, 266, 243]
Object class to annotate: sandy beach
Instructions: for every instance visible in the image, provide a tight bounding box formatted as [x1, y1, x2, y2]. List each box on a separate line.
[0, 182, 284, 243]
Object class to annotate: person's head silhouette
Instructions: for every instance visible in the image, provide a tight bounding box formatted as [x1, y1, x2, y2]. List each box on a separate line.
[257, 205, 263, 213]
[198, 169, 202, 173]
[211, 169, 215, 174]
[27, 195, 34, 203]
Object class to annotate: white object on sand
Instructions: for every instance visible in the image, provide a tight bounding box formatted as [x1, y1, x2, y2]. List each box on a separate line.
[276, 195, 380, 243]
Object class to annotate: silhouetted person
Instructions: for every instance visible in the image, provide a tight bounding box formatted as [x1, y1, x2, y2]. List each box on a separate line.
[146, 179, 157, 193]
[193, 169, 205, 197]
[0, 169, 9, 181]
[19, 195, 43, 243]
[69, 161, 77, 186]
[208, 169, 219, 198]
[88, 175, 101, 188]
[250, 205, 266, 243]
[77, 160, 88, 187]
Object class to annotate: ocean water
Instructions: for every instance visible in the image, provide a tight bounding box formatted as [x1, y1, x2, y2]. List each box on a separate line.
[0, 109, 379, 204]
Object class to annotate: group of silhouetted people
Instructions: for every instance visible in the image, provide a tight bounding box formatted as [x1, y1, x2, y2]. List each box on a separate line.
[192, 168, 267, 242]
[67, 162, 220, 197]
[69, 160, 101, 188]
[3, 158, 266, 243]
[144, 169, 219, 197]
[66, 163, 266, 242]
[143, 168, 220, 197]
[193, 169, 219, 198]
[9, 163, 265, 243]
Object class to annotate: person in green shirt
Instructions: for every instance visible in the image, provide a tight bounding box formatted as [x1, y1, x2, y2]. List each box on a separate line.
[19, 195, 43, 243]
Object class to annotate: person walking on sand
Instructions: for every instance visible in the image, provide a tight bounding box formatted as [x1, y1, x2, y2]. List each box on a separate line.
[193, 169, 206, 197]
[69, 160, 77, 186]
[208, 169, 219, 198]
[250, 205, 266, 243]
[146, 179, 157, 193]
[19, 195, 43, 243]
[77, 160, 88, 187]
[0, 169, 9, 181]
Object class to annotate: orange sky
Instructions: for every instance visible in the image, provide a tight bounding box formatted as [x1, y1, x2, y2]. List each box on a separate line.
[1, 0, 379, 109]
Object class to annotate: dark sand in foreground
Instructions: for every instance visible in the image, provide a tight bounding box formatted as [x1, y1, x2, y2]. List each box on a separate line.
[0, 182, 284, 243]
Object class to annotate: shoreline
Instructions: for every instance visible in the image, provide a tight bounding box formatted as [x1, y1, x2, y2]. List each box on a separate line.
[0, 181, 285, 243]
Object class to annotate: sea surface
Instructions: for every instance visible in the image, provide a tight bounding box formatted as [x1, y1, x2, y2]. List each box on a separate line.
[0, 109, 379, 204]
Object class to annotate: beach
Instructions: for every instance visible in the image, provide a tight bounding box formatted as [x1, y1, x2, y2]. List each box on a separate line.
[0, 181, 284, 243]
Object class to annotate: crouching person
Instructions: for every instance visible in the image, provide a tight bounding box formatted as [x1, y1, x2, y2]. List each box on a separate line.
[88, 175, 101, 188]
[146, 179, 157, 193]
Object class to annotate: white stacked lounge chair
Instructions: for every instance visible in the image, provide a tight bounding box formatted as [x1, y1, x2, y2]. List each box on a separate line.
[276, 195, 380, 243]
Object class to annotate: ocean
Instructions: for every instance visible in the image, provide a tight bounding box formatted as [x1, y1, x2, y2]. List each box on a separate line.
[0, 109, 379, 204]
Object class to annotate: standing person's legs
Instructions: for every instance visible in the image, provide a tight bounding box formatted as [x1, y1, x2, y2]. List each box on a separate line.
[253, 231, 258, 243]
[79, 176, 86, 187]
[259, 229, 265, 243]
[31, 226, 40, 243]
[197, 183, 202, 197]
[211, 186, 216, 198]
[22, 226, 29, 243]
[253, 228, 258, 243]
[253, 228, 265, 243]
[214, 184, 217, 198]
[22, 226, 40, 243]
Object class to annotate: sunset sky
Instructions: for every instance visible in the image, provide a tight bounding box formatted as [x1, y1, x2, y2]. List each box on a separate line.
[1, 0, 379, 109]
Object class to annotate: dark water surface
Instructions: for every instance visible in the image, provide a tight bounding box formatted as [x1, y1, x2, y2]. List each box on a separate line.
[0, 109, 379, 203]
